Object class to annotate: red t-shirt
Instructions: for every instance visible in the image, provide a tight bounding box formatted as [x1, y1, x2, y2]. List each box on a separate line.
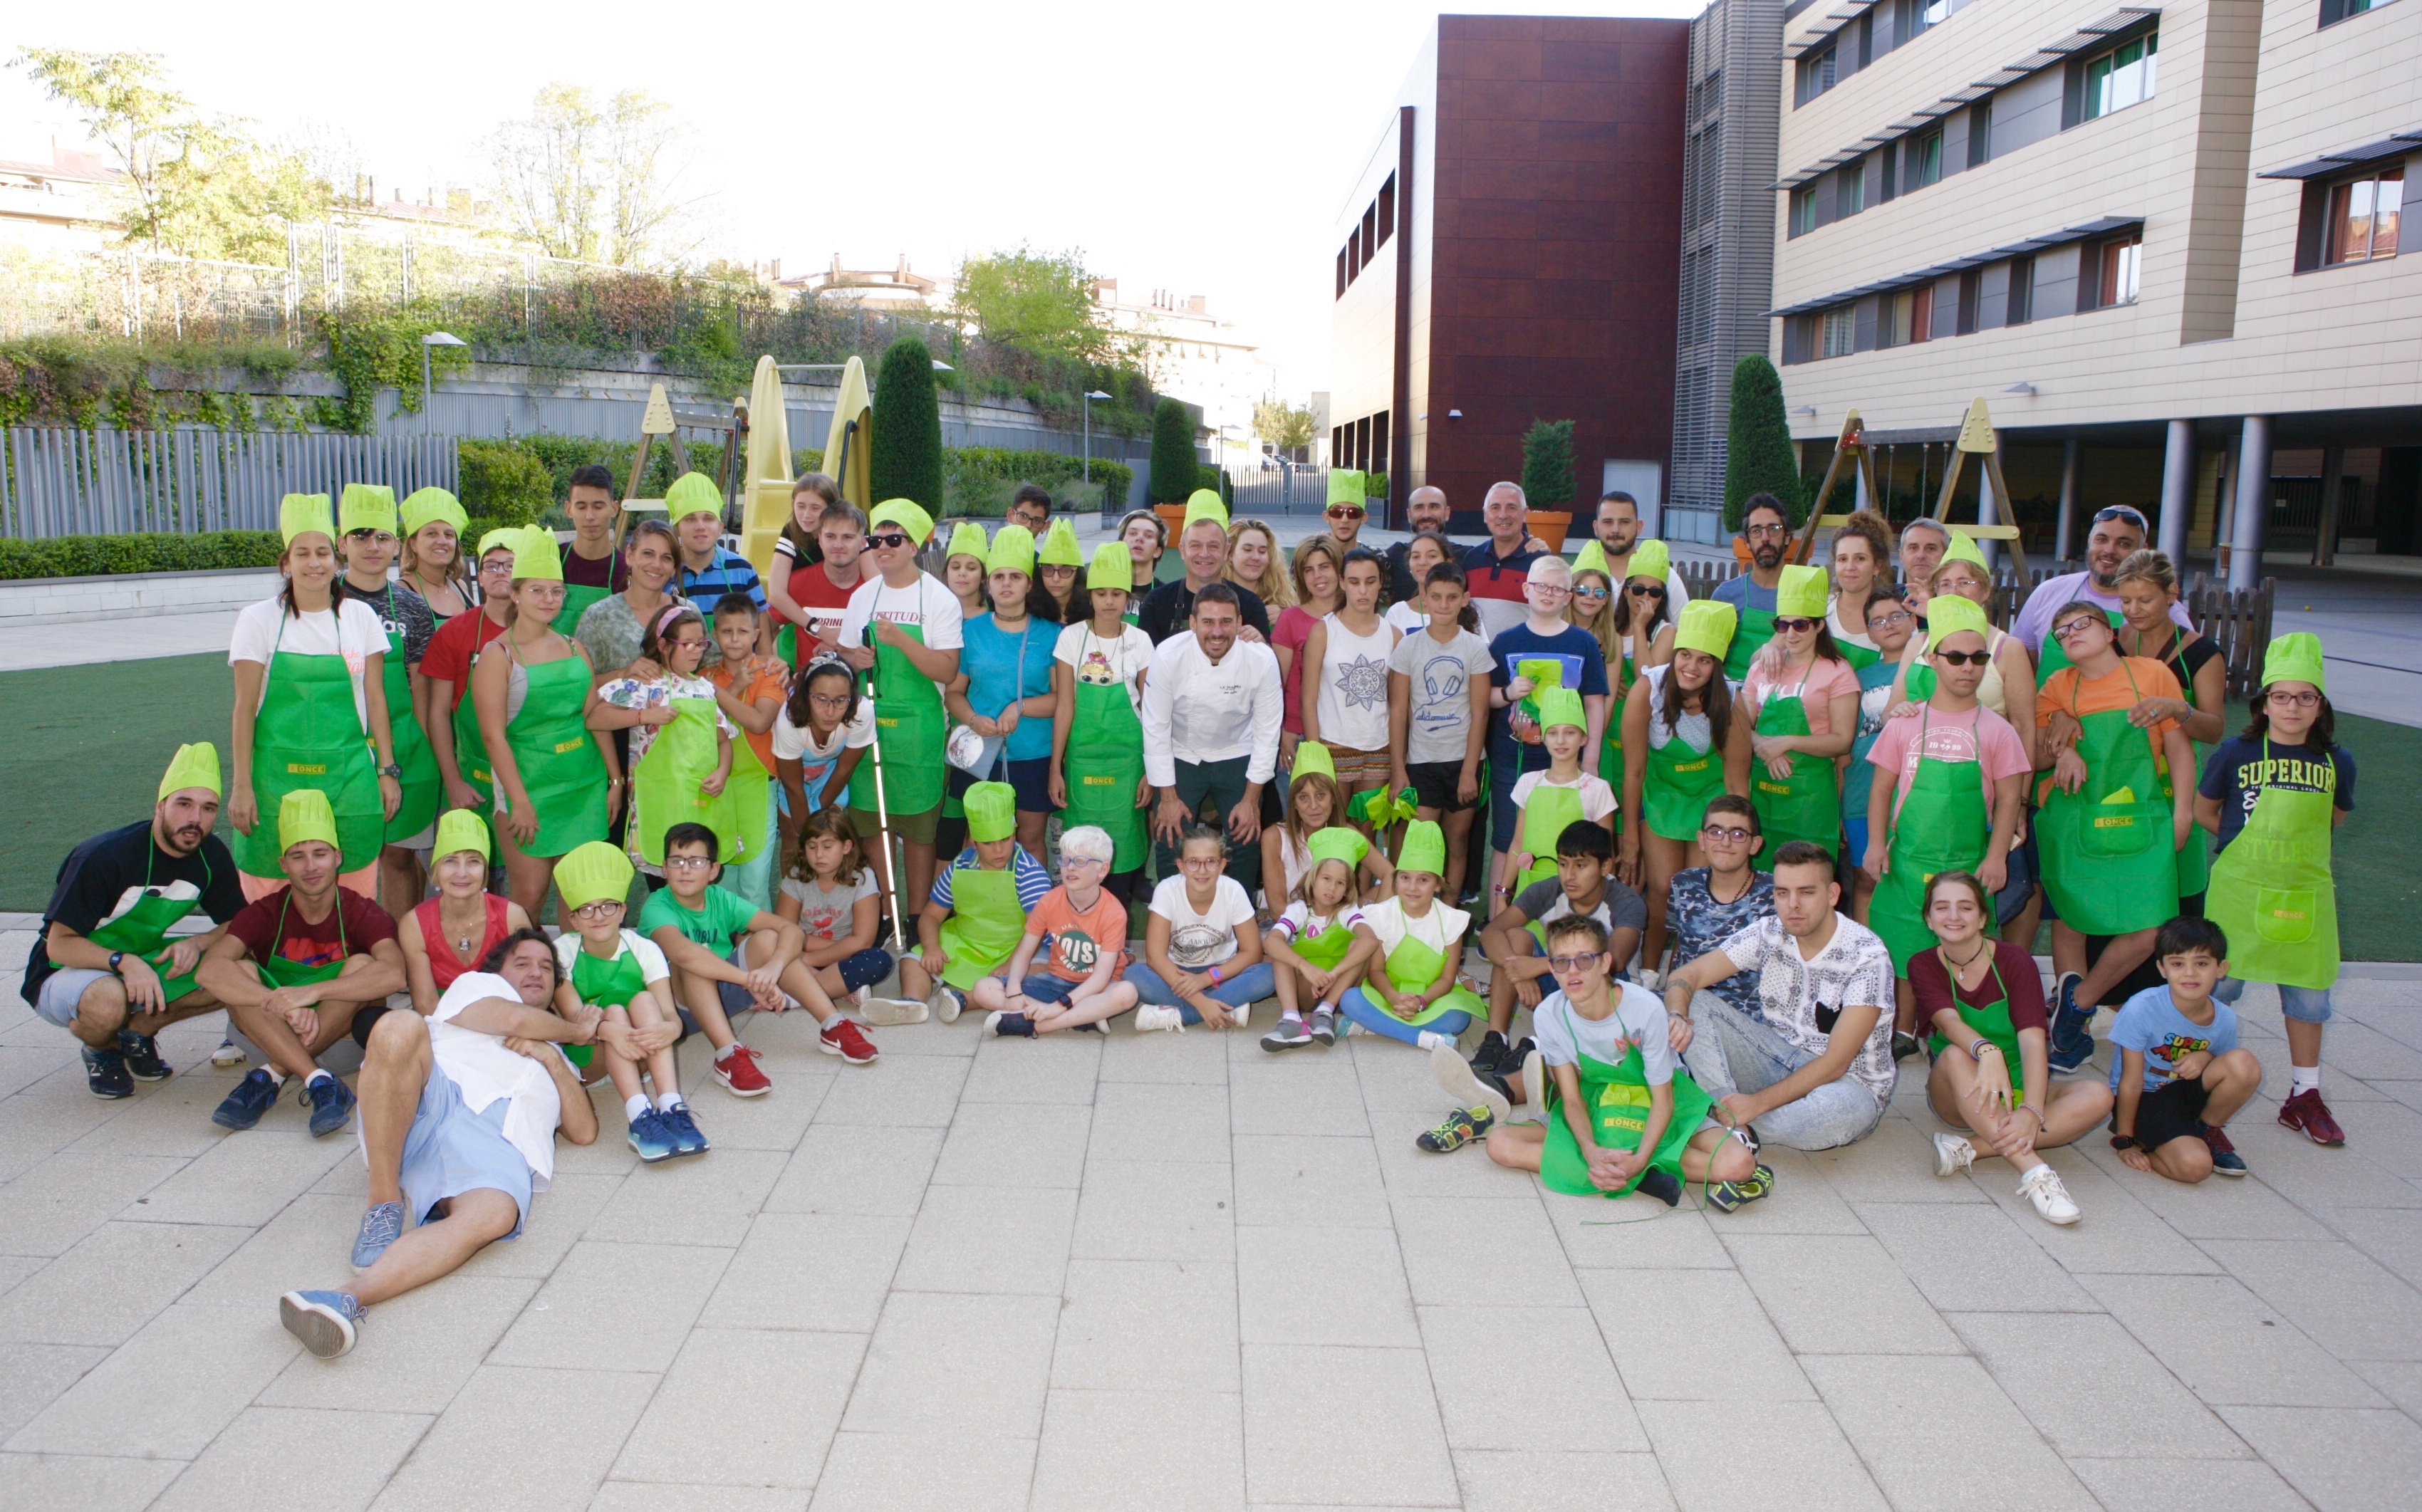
[786, 561, 865, 663]
[1907, 940, 2047, 1037]
[562, 542, 626, 594]
[1025, 887, 1128, 982]
[412, 894, 512, 991]
[421, 610, 509, 709]
[228, 886, 397, 973]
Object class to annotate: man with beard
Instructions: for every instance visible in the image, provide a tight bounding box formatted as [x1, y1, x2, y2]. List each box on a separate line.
[2011, 504, 2193, 659]
[24, 744, 248, 1099]
[1591, 491, 1690, 607]
[1386, 486, 1455, 604]
[1712, 494, 1792, 680]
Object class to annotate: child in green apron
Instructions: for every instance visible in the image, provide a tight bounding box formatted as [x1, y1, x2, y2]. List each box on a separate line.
[886, 782, 1051, 1024]
[1051, 543, 1156, 907]
[550, 840, 697, 1162]
[1476, 820, 1641, 1055]
[968, 825, 1143, 1036]
[1261, 829, 1382, 1050]
[1505, 687, 1616, 901]
[705, 596, 785, 910]
[1623, 599, 1737, 972]
[1731, 563, 1853, 864]
[2198, 634, 2354, 1148]
[335, 483, 444, 916]
[588, 602, 739, 880]
[1262, 743, 1395, 912]
[1337, 821, 1482, 1049]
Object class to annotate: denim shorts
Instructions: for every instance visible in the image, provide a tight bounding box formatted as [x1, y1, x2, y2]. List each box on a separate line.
[2215, 976, 2332, 1024]
[989, 971, 1084, 1006]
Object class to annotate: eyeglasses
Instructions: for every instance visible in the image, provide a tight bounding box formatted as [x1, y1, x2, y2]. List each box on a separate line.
[1528, 582, 1571, 598]
[1934, 649, 1992, 667]
[2266, 689, 2321, 709]
[1772, 617, 1818, 633]
[1628, 583, 1668, 598]
[1547, 954, 1606, 974]
[1869, 610, 1912, 630]
[866, 532, 912, 551]
[808, 692, 853, 708]
[1060, 854, 1108, 870]
[571, 900, 623, 921]
[479, 559, 515, 575]
[1745, 523, 1790, 540]
[1571, 585, 1611, 600]
[1701, 824, 1754, 843]
[1326, 506, 1366, 521]
[2050, 619, 2105, 643]
[664, 855, 717, 870]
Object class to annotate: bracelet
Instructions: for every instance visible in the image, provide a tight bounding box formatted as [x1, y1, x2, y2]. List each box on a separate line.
[2109, 1134, 2136, 1150]
[1209, 966, 1223, 986]
[1968, 1040, 1991, 1061]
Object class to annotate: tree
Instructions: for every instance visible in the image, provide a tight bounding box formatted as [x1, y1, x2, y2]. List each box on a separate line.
[1252, 395, 1319, 455]
[1520, 419, 1576, 511]
[489, 83, 700, 267]
[1148, 397, 1199, 504]
[871, 337, 945, 511]
[1723, 353, 1807, 531]
[950, 247, 1107, 363]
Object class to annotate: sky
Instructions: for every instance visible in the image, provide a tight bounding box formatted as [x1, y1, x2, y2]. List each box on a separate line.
[3, 1, 1703, 394]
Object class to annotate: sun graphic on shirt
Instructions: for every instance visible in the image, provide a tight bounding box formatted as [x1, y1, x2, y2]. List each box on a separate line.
[1337, 653, 1390, 711]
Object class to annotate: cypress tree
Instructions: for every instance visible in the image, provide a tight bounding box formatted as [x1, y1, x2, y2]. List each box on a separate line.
[1519, 419, 1576, 509]
[870, 336, 945, 510]
[1723, 353, 1807, 531]
[1149, 397, 1198, 504]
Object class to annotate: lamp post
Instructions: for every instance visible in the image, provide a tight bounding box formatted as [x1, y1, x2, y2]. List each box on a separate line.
[1083, 390, 1111, 482]
[420, 331, 466, 433]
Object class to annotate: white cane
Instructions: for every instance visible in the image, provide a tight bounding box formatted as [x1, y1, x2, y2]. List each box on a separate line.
[858, 622, 909, 954]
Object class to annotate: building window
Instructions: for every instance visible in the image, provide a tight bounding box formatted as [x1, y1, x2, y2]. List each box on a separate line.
[2326, 166, 2403, 264]
[1957, 269, 1981, 334]
[1883, 285, 1935, 347]
[1907, 130, 1943, 190]
[1836, 159, 1866, 217]
[1797, 44, 1839, 106]
[1821, 306, 1856, 358]
[2095, 232, 2143, 306]
[2007, 256, 2036, 325]
[1335, 249, 1348, 299]
[1790, 185, 1817, 237]
[2322, 0, 2394, 26]
[1967, 99, 1993, 167]
[2084, 31, 2158, 121]
[1376, 175, 1395, 249]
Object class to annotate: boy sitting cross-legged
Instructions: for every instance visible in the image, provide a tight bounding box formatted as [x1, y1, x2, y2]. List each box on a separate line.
[2109, 915, 2263, 1182]
[972, 826, 1141, 1036]
[1472, 820, 1645, 1079]
[865, 781, 1054, 1024]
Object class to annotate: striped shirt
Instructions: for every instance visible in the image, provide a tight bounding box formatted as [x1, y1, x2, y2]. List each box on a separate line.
[675, 546, 767, 613]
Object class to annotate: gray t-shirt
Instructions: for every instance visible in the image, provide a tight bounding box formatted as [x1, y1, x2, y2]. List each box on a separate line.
[1387, 626, 1494, 765]
[1532, 984, 1676, 1083]
[1514, 877, 1647, 935]
[780, 870, 877, 946]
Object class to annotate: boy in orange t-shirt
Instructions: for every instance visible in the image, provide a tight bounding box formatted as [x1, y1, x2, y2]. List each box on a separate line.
[707, 595, 792, 900]
[969, 826, 1138, 1036]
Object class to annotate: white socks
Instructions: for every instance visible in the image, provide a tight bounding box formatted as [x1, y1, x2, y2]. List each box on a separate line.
[1417, 1031, 1452, 1052]
[305, 1068, 333, 1088]
[2292, 1065, 2323, 1096]
[657, 1092, 686, 1112]
[625, 1094, 651, 1122]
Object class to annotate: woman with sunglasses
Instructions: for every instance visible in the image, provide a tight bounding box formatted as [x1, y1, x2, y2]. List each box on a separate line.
[1613, 540, 1678, 700]
[1825, 511, 1892, 672]
[1321, 471, 1369, 551]
[1621, 600, 1737, 974]
[1727, 565, 1856, 862]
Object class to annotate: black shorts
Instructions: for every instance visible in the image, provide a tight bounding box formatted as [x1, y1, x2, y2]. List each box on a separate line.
[1407, 761, 1477, 814]
[350, 1001, 398, 1050]
[2126, 1076, 2212, 1150]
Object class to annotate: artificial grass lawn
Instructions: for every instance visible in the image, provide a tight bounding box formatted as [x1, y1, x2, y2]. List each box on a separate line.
[4, 652, 2418, 959]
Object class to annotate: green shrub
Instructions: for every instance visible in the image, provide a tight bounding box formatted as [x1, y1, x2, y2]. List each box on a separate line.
[1724, 354, 1807, 531]
[870, 337, 945, 510]
[1148, 397, 1197, 504]
[0, 529, 283, 580]
[457, 439, 553, 526]
[942, 446, 1134, 517]
[1520, 419, 1577, 511]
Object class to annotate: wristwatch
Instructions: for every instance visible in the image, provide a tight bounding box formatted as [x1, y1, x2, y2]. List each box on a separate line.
[379, 763, 402, 779]
[107, 951, 125, 974]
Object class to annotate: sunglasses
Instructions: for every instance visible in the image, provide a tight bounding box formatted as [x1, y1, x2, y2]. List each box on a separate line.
[1628, 583, 1668, 598]
[1547, 954, 1606, 974]
[1772, 616, 1819, 633]
[1326, 506, 1366, 521]
[1701, 825, 1754, 843]
[866, 531, 912, 550]
[2091, 506, 2149, 530]
[1571, 585, 1611, 600]
[1934, 649, 1991, 667]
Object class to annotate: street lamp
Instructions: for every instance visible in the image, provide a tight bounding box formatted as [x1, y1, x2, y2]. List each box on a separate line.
[420, 331, 467, 431]
[1082, 390, 1111, 482]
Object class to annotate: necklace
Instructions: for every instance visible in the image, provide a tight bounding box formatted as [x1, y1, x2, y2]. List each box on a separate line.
[440, 897, 483, 954]
[1945, 937, 1992, 980]
[1710, 868, 1752, 905]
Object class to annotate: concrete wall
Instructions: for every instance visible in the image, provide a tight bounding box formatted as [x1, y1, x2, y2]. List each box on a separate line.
[0, 566, 276, 627]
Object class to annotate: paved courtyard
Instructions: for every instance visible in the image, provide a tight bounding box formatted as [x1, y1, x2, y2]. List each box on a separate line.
[2, 915, 2420, 1512]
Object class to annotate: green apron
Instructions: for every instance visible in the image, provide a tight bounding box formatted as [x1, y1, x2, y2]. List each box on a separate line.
[557, 543, 620, 632]
[723, 724, 774, 877]
[1643, 699, 1724, 843]
[1922, 954, 2024, 1102]
[2037, 661, 2176, 934]
[848, 598, 946, 815]
[1749, 664, 1840, 862]
[1724, 601, 1775, 682]
[2148, 633, 2212, 900]
[87, 844, 212, 1003]
[1514, 781, 1588, 895]
[1599, 652, 1631, 788]
[1062, 628, 1150, 871]
[568, 937, 652, 1068]
[234, 616, 383, 879]
[449, 617, 507, 813]
[2204, 740, 2340, 991]
[369, 586, 441, 843]
[1369, 908, 1484, 1028]
[1293, 914, 1357, 971]
[1870, 706, 1990, 976]
[632, 699, 741, 867]
[501, 651, 610, 858]
[256, 887, 350, 991]
[1537, 1000, 1716, 1197]
[1836, 639, 1881, 673]
[935, 862, 1027, 991]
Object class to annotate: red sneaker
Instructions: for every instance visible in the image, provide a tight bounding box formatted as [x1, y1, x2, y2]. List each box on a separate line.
[819, 1018, 879, 1065]
[2277, 1088, 2346, 1147]
[712, 1042, 771, 1097]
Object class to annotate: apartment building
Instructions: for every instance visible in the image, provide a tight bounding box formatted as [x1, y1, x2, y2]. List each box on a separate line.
[1768, 0, 2420, 583]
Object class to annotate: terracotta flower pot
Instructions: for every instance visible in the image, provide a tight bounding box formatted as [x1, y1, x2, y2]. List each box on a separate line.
[1153, 503, 1189, 536]
[1529, 511, 1571, 553]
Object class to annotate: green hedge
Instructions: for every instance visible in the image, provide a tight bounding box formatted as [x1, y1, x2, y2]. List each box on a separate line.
[945, 447, 1133, 518]
[0, 530, 284, 580]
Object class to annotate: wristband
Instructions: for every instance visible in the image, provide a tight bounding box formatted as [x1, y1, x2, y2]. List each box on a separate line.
[1209, 966, 1223, 986]
[1968, 1040, 1990, 1061]
[2109, 1134, 2136, 1150]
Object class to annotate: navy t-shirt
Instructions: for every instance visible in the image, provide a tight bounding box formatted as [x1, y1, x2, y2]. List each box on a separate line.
[1486, 624, 1609, 776]
[2195, 736, 2354, 853]
[23, 823, 246, 1006]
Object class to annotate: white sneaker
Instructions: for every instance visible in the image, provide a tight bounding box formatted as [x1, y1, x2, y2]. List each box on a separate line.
[2017, 1163, 2081, 1226]
[858, 996, 929, 1026]
[211, 1039, 247, 1068]
[930, 986, 964, 1024]
[1229, 1001, 1250, 1029]
[1931, 1131, 1976, 1177]
[1135, 1005, 1185, 1033]
[1634, 969, 1665, 991]
[1415, 1030, 1453, 1052]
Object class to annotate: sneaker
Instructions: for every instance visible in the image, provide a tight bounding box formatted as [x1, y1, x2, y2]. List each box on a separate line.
[1470, 1029, 1509, 1075]
[2017, 1164, 2081, 1226]
[2202, 1124, 2247, 1177]
[305, 1075, 356, 1138]
[1309, 1008, 1338, 1046]
[1261, 1016, 1312, 1052]
[1636, 1167, 1683, 1207]
[661, 1103, 710, 1156]
[1134, 1005, 1185, 1033]
[929, 986, 965, 1024]
[1415, 1105, 1495, 1153]
[211, 1038, 247, 1068]
[82, 1045, 133, 1100]
[712, 1043, 771, 1097]
[627, 1107, 679, 1163]
[985, 1010, 1036, 1038]
[279, 1289, 365, 1359]
[1430, 1041, 1514, 1127]
[1706, 1162, 1774, 1213]
[820, 1018, 880, 1063]
[212, 1067, 282, 1130]
[117, 1030, 172, 1082]
[1891, 1030, 1923, 1063]
[1931, 1131, 1977, 1177]
[351, 1201, 405, 1271]
[858, 996, 930, 1026]
[2047, 972, 2095, 1073]
[1504, 1036, 1536, 1077]
[2277, 1088, 2346, 1147]
[1415, 1029, 1454, 1052]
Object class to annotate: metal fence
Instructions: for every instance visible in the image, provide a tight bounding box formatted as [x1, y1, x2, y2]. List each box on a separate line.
[1, 428, 458, 540]
[1222, 465, 1337, 517]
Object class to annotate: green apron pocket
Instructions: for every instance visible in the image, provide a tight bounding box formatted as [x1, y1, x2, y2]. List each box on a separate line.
[2255, 887, 2317, 946]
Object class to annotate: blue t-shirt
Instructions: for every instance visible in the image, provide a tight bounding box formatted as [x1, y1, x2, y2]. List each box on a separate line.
[2107, 986, 2239, 1095]
[960, 612, 1058, 762]
[1841, 659, 1905, 820]
[1712, 575, 1778, 614]
[929, 846, 1054, 911]
[1486, 625, 1608, 766]
[677, 546, 768, 613]
[2195, 736, 2354, 854]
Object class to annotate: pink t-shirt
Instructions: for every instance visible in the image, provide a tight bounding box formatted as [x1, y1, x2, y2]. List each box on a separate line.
[1864, 702, 2032, 823]
[1742, 656, 1861, 737]
[1272, 605, 1321, 736]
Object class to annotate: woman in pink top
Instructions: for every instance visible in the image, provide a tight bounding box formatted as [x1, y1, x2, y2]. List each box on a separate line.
[1272, 536, 1344, 764]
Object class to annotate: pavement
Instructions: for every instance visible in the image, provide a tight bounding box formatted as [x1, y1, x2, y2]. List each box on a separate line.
[3, 908, 2421, 1511]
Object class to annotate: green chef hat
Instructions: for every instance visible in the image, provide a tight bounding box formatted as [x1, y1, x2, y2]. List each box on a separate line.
[157, 741, 221, 801]
[1536, 685, 1586, 732]
[1941, 530, 1990, 572]
[1086, 541, 1131, 590]
[1569, 539, 1611, 580]
[279, 788, 339, 854]
[985, 524, 1035, 578]
[1774, 563, 1829, 618]
[1925, 593, 1990, 651]
[1039, 518, 1086, 567]
[666, 471, 722, 522]
[1674, 599, 1737, 659]
[1326, 469, 1367, 507]
[1628, 538, 1670, 583]
[340, 483, 397, 536]
[279, 493, 335, 546]
[2260, 632, 2326, 694]
[400, 486, 468, 538]
[1182, 488, 1229, 531]
[1290, 741, 1336, 784]
[512, 525, 563, 582]
[477, 527, 521, 561]
[554, 840, 633, 910]
[869, 497, 935, 545]
[945, 520, 989, 565]
[1398, 820, 1447, 877]
[963, 781, 1017, 844]
[1306, 826, 1370, 870]
[434, 808, 489, 863]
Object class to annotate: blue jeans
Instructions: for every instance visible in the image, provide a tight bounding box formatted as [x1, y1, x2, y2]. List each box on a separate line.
[1679, 990, 1886, 1151]
[1125, 960, 1277, 1023]
[1337, 988, 1472, 1046]
[2215, 976, 2332, 1024]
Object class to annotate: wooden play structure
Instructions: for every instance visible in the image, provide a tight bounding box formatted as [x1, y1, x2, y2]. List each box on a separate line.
[1789, 397, 2028, 575]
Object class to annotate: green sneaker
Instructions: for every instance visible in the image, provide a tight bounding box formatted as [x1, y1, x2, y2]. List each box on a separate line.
[1416, 1105, 1495, 1153]
[1707, 1162, 1774, 1213]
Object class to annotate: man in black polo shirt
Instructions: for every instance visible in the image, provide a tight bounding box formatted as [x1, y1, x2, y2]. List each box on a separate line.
[1462, 481, 1545, 640]
[1140, 489, 1271, 645]
[1386, 486, 1455, 605]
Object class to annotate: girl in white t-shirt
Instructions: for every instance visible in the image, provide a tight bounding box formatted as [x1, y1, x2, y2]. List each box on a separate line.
[771, 658, 874, 828]
[1126, 828, 1276, 1031]
[774, 807, 900, 1013]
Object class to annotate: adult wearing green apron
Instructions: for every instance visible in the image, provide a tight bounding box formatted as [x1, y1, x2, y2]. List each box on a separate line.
[1509, 687, 1592, 896]
[558, 467, 628, 631]
[1735, 564, 1849, 863]
[1606, 538, 1679, 791]
[475, 526, 612, 919]
[1053, 543, 1153, 889]
[397, 487, 475, 625]
[843, 498, 960, 926]
[898, 781, 1031, 1018]
[229, 493, 399, 894]
[1339, 821, 1484, 1046]
[934, 521, 992, 841]
[1715, 494, 1791, 680]
[432, 528, 519, 821]
[336, 483, 444, 912]
[2200, 634, 2350, 1148]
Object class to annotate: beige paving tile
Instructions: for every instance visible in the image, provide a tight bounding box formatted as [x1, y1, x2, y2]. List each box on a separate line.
[183, 1192, 363, 1308]
[1095, 1016, 1232, 1083]
[0, 1341, 105, 1438]
[1231, 1134, 1393, 1229]
[1237, 1225, 1418, 1347]
[1029, 1387, 1244, 1512]
[1695, 1146, 1870, 1234]
[1419, 1304, 1645, 1452]
[1544, 1187, 1738, 1270]
[677, 1069, 833, 1152]
[2232, 1121, 2422, 1211]
[1806, 1116, 1994, 1204]
[1393, 1193, 1582, 1308]
[1581, 1266, 1813, 1402]
[0, 1046, 68, 1100]
[368, 1364, 658, 1512]
[1970, 1150, 2225, 1276]
[841, 1291, 1059, 1437]
[807, 1431, 1036, 1512]
[612, 1328, 862, 1488]
[4, 1302, 297, 1459]
[0, 1148, 185, 1257]
[2079, 1144, 2337, 1241]
[1949, 1311, 2250, 1461]
[1854, 1201, 2100, 1313]
[2083, 1271, 2389, 1408]
[489, 1240, 731, 1374]
[2217, 1405, 2422, 1512]
[0, 1254, 38, 1293]
[1368, 1119, 1532, 1198]
[1069, 1157, 1234, 1263]
[892, 1182, 1076, 1295]
[1636, 1399, 1886, 1511]
[0, 1451, 182, 1511]
[1230, 1057, 1372, 1137]
[152, 1404, 430, 1511]
[0, 1219, 249, 1345]
[60, 1072, 241, 1157]
[1455, 1449, 1675, 1512]
[258, 1274, 538, 1414]
[454, 1172, 627, 1282]
[1722, 1233, 1964, 1354]
[2067, 1456, 2310, 1512]
[124, 1127, 351, 1228]
[698, 1211, 908, 1334]
[829, 1013, 976, 1058]
[581, 1146, 786, 1249]
[1051, 1258, 1239, 1393]
[0, 1067, 137, 1182]
[931, 1100, 1092, 1189]
[2200, 1238, 2422, 1361]
[591, 1485, 808, 1512]
[1240, 1344, 1457, 1507]
[1088, 1078, 1229, 1159]
[760, 1125, 942, 1216]
[959, 1033, 1101, 1104]
[809, 1052, 966, 1127]
[2347, 1360, 2422, 1416]
[1804, 1354, 2098, 1511]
